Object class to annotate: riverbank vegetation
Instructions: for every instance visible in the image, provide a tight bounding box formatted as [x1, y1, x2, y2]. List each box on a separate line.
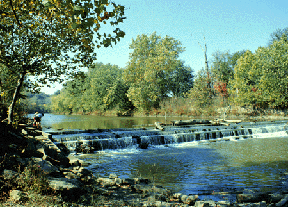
[49, 28, 288, 118]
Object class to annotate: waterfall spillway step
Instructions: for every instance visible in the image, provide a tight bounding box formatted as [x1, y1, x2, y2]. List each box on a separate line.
[50, 120, 288, 152]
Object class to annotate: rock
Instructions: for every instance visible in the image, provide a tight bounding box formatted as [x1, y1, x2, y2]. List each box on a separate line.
[31, 158, 59, 174]
[195, 200, 216, 207]
[2, 169, 18, 180]
[181, 194, 188, 203]
[64, 172, 78, 179]
[134, 177, 150, 184]
[185, 195, 198, 205]
[269, 193, 284, 203]
[235, 201, 266, 207]
[154, 193, 168, 202]
[237, 192, 269, 203]
[139, 142, 149, 149]
[109, 173, 118, 179]
[68, 155, 82, 167]
[115, 177, 122, 185]
[173, 193, 182, 199]
[44, 148, 70, 167]
[97, 177, 116, 187]
[122, 178, 136, 185]
[9, 190, 26, 202]
[217, 201, 231, 207]
[151, 186, 169, 195]
[21, 140, 44, 158]
[49, 178, 81, 190]
[154, 200, 172, 206]
[36, 147, 46, 158]
[276, 194, 288, 207]
[48, 177, 82, 200]
[79, 167, 92, 177]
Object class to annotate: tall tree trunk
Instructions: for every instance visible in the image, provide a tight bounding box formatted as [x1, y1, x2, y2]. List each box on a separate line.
[8, 72, 25, 125]
[198, 37, 210, 85]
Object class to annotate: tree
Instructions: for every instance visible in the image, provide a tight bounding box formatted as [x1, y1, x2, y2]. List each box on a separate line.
[83, 63, 131, 112]
[0, 0, 126, 124]
[51, 63, 133, 114]
[210, 50, 246, 102]
[231, 36, 288, 109]
[123, 32, 186, 111]
[187, 68, 214, 108]
[211, 50, 246, 84]
[0, 64, 17, 119]
[268, 27, 288, 45]
[168, 62, 194, 97]
[22, 92, 52, 114]
[198, 37, 211, 89]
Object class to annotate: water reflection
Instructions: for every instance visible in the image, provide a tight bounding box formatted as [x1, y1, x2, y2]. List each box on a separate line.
[40, 113, 192, 130]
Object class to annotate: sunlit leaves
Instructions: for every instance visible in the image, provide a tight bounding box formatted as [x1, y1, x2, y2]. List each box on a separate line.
[231, 36, 288, 108]
[51, 63, 132, 114]
[0, 0, 126, 79]
[123, 32, 188, 111]
[0, 0, 126, 122]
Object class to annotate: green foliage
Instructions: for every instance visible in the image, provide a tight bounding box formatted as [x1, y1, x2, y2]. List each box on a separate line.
[123, 32, 191, 111]
[169, 62, 194, 97]
[187, 68, 214, 109]
[268, 27, 288, 45]
[51, 63, 133, 114]
[231, 36, 288, 109]
[0, 0, 126, 123]
[211, 50, 246, 84]
[0, 162, 51, 203]
[21, 92, 52, 114]
[16, 162, 50, 194]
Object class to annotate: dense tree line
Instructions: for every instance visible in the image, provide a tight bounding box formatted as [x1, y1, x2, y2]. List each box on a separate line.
[51, 33, 194, 114]
[50, 28, 288, 116]
[23, 93, 52, 114]
[189, 28, 288, 113]
[2, 18, 288, 119]
[51, 63, 134, 115]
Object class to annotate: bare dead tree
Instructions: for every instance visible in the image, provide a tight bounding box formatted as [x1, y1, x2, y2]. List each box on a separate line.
[198, 36, 211, 88]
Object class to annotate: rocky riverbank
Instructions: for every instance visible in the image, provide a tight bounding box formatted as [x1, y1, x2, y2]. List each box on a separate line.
[1, 122, 288, 206]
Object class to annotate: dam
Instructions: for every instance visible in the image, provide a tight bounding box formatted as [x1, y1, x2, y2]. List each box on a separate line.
[49, 120, 288, 152]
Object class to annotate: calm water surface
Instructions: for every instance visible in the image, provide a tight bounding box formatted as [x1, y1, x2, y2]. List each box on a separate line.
[40, 113, 192, 130]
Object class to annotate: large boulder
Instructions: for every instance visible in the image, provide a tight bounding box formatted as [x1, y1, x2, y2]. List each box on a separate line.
[30, 158, 59, 174]
[48, 177, 82, 200]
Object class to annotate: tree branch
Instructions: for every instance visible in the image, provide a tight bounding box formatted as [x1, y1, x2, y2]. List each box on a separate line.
[9, 0, 22, 27]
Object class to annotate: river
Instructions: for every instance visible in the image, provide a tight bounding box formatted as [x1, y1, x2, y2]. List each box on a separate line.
[41, 114, 288, 201]
[40, 113, 192, 131]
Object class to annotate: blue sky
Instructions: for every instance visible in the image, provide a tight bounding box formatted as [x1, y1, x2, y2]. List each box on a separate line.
[42, 0, 288, 94]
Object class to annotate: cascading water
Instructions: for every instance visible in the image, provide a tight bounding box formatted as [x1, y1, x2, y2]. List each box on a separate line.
[50, 120, 288, 152]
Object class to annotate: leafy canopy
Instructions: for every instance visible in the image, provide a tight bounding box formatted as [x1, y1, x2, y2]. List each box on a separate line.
[123, 32, 192, 111]
[51, 63, 132, 114]
[231, 35, 288, 109]
[0, 0, 125, 83]
[0, 0, 126, 123]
